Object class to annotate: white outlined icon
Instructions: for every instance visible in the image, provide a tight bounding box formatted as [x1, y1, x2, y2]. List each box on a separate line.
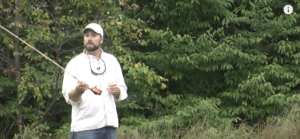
[284, 5, 293, 14]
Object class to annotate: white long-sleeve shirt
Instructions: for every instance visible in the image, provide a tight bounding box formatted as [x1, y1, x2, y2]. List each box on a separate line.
[61, 50, 128, 132]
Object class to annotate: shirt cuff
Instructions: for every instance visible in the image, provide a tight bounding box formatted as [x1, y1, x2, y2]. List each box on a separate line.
[65, 88, 81, 105]
[117, 85, 128, 101]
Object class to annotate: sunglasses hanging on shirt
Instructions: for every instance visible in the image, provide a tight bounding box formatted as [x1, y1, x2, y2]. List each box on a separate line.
[86, 54, 106, 95]
[89, 58, 106, 75]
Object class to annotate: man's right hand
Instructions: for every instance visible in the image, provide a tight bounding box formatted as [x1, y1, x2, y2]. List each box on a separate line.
[76, 81, 89, 94]
[69, 81, 89, 102]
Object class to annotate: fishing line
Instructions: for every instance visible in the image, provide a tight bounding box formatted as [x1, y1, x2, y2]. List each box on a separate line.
[0, 25, 102, 95]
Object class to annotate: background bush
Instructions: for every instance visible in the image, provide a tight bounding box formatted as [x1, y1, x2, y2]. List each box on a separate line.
[0, 0, 300, 138]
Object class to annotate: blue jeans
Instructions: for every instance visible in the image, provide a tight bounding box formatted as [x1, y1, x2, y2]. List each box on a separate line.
[70, 127, 117, 139]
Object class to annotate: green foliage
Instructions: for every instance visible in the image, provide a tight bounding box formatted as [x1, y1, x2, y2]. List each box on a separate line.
[119, 97, 234, 139]
[133, 0, 300, 123]
[52, 123, 70, 139]
[1, 0, 300, 138]
[13, 123, 51, 139]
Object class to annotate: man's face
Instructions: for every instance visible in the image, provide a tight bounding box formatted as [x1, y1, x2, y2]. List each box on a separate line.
[83, 30, 103, 51]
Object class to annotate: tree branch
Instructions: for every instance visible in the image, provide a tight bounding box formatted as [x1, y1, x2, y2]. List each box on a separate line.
[30, 67, 60, 129]
[0, 55, 14, 66]
[0, 103, 18, 124]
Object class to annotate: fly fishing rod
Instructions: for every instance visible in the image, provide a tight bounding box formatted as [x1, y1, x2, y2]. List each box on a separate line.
[0, 25, 102, 95]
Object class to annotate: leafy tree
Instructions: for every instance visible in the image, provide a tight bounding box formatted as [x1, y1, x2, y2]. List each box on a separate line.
[0, 0, 108, 137]
[132, 0, 300, 123]
[1, 0, 300, 138]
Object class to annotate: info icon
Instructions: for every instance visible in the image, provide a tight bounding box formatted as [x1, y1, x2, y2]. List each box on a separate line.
[284, 5, 293, 14]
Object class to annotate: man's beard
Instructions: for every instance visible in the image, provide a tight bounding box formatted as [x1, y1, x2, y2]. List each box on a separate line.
[84, 43, 100, 52]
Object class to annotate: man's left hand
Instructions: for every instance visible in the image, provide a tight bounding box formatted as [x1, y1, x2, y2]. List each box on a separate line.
[108, 83, 120, 99]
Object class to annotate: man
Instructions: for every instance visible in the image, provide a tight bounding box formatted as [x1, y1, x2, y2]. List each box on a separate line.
[62, 23, 128, 139]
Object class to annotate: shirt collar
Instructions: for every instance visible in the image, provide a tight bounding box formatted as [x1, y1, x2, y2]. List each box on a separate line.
[82, 48, 106, 59]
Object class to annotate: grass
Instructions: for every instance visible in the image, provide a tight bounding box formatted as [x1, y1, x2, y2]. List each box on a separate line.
[116, 105, 300, 139]
[10, 104, 300, 139]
